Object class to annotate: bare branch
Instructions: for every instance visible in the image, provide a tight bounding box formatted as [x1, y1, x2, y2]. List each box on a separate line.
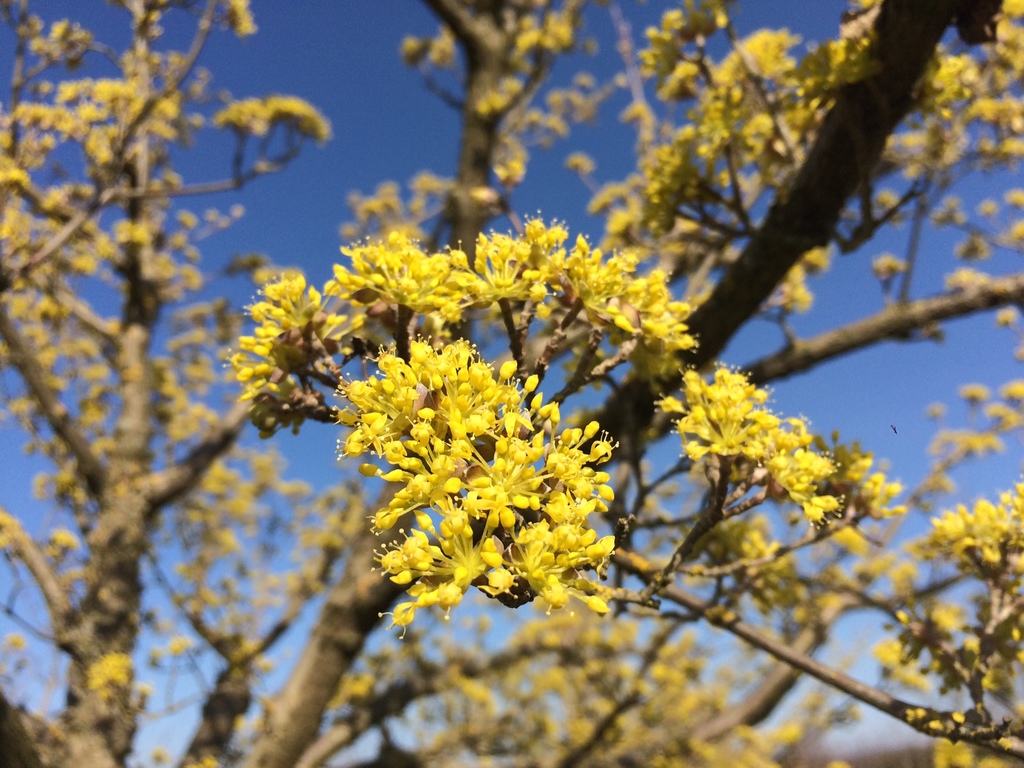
[0, 507, 73, 639]
[555, 623, 675, 768]
[296, 638, 584, 768]
[178, 666, 252, 768]
[112, 144, 304, 202]
[0, 686, 46, 768]
[690, 611, 834, 742]
[253, 540, 345, 657]
[145, 401, 250, 511]
[420, 0, 484, 51]
[639, 455, 732, 603]
[745, 272, 1024, 384]
[241, 493, 407, 768]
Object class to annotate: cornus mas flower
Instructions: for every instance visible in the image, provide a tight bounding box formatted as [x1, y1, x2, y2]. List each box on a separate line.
[230, 219, 699, 613]
[661, 367, 778, 462]
[464, 225, 556, 307]
[661, 366, 840, 524]
[232, 219, 696, 427]
[921, 482, 1024, 575]
[231, 272, 361, 401]
[326, 231, 467, 322]
[338, 340, 616, 630]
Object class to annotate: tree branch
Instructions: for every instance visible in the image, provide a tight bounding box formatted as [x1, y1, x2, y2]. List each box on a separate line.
[615, 551, 1024, 759]
[420, 0, 484, 52]
[144, 401, 250, 511]
[690, 609, 836, 742]
[593, 0, 963, 452]
[0, 685, 46, 768]
[554, 623, 674, 768]
[1, 188, 117, 291]
[241, 495, 407, 768]
[178, 665, 252, 768]
[0, 506, 73, 640]
[295, 678, 437, 768]
[687, 0, 959, 365]
[638, 455, 733, 603]
[295, 638, 588, 768]
[745, 272, 1024, 384]
[0, 305, 107, 498]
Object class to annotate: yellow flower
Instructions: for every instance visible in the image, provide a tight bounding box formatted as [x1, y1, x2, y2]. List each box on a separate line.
[872, 253, 907, 280]
[1000, 380, 1024, 401]
[167, 636, 193, 656]
[665, 366, 846, 523]
[945, 268, 991, 291]
[225, 0, 257, 37]
[340, 340, 617, 626]
[995, 307, 1018, 327]
[467, 228, 553, 305]
[921, 483, 1024, 575]
[231, 271, 360, 402]
[86, 653, 133, 701]
[767, 448, 838, 523]
[665, 367, 778, 462]
[48, 528, 80, 550]
[959, 383, 991, 403]
[327, 231, 467, 322]
[213, 95, 330, 143]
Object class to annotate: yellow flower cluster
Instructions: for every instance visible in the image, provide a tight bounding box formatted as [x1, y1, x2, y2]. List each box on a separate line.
[640, 3, 729, 89]
[327, 219, 694, 354]
[513, 9, 575, 57]
[86, 652, 133, 702]
[466, 222, 556, 309]
[402, 5, 579, 132]
[46, 527, 80, 558]
[233, 220, 696, 414]
[15, 75, 180, 167]
[661, 367, 840, 523]
[822, 437, 905, 519]
[872, 637, 932, 692]
[225, 0, 257, 37]
[768, 246, 831, 315]
[338, 340, 616, 628]
[636, 2, 886, 236]
[922, 483, 1024, 576]
[213, 95, 331, 144]
[327, 231, 470, 322]
[231, 272, 362, 402]
[458, 221, 695, 372]
[400, 28, 456, 69]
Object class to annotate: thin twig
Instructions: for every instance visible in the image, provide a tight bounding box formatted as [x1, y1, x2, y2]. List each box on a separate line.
[498, 298, 524, 372]
[531, 297, 584, 385]
[638, 455, 733, 604]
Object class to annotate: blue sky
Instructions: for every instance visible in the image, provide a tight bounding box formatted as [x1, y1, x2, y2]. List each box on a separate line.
[3, 0, 1024, 761]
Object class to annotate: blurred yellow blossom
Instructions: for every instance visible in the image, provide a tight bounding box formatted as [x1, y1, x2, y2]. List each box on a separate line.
[213, 95, 330, 143]
[86, 653, 133, 701]
[921, 483, 1024, 573]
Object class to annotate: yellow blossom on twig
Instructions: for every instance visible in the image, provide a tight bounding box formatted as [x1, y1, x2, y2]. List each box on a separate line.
[338, 339, 616, 628]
